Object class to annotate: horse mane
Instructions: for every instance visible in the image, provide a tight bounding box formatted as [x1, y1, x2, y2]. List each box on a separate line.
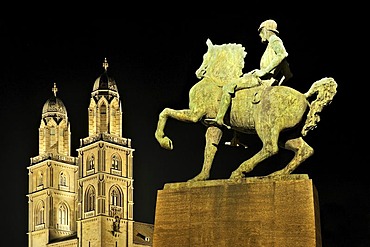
[202, 39, 247, 83]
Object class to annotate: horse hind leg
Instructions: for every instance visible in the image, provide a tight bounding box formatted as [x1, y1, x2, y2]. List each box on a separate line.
[230, 132, 280, 179]
[268, 137, 314, 177]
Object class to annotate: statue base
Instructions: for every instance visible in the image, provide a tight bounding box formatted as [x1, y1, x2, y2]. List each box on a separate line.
[153, 175, 321, 247]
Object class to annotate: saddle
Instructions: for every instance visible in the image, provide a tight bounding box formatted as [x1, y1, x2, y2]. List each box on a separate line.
[252, 78, 276, 104]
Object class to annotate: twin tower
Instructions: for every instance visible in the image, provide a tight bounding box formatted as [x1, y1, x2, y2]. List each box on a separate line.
[26, 58, 153, 247]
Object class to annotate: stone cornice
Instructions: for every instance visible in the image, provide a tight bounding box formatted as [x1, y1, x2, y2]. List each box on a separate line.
[30, 153, 77, 166]
[79, 133, 132, 148]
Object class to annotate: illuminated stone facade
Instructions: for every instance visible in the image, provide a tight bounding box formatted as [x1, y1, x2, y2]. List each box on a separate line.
[27, 59, 153, 247]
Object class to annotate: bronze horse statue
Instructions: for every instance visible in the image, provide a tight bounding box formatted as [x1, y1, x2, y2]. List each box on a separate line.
[155, 39, 337, 181]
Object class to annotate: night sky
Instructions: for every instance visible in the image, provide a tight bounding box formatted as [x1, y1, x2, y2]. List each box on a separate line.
[1, 13, 366, 246]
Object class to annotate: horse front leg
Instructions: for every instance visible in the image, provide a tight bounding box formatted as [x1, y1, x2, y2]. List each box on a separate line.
[188, 126, 223, 182]
[155, 108, 204, 150]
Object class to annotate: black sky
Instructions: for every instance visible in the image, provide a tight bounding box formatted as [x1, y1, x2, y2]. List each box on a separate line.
[1, 13, 366, 246]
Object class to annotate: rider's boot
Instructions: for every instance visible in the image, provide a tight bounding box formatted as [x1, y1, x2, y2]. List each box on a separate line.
[205, 92, 231, 128]
[215, 92, 231, 125]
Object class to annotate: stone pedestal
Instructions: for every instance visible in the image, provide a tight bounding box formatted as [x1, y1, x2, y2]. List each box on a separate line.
[153, 175, 321, 247]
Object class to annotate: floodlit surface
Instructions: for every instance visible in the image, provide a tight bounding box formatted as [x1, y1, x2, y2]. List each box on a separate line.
[1, 14, 366, 246]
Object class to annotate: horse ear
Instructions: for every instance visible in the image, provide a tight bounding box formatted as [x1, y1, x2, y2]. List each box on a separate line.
[206, 38, 213, 48]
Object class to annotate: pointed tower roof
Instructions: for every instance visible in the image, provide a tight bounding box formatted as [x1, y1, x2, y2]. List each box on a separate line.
[92, 57, 118, 93]
[42, 82, 67, 119]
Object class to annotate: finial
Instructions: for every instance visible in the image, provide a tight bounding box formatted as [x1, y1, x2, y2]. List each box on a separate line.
[103, 57, 109, 71]
[52, 83, 58, 97]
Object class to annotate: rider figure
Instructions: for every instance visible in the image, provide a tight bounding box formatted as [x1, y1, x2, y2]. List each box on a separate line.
[207, 19, 293, 127]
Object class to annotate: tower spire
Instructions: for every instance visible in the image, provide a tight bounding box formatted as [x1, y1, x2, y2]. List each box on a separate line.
[102, 57, 109, 71]
[52, 82, 58, 97]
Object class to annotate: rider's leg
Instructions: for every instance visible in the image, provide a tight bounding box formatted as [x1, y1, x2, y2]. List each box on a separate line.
[206, 83, 236, 127]
[214, 90, 231, 126]
[204, 82, 236, 128]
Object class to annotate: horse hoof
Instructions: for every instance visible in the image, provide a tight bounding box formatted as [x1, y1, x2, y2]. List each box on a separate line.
[229, 171, 244, 179]
[188, 174, 209, 182]
[268, 170, 285, 177]
[159, 137, 173, 150]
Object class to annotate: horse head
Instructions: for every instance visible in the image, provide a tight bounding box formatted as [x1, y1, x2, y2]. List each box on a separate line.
[195, 39, 213, 79]
[195, 39, 247, 83]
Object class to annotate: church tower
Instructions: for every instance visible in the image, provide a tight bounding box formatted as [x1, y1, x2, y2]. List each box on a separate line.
[27, 83, 78, 246]
[27, 59, 153, 247]
[76, 58, 136, 246]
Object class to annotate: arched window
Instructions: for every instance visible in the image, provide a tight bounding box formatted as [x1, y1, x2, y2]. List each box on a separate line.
[100, 104, 107, 133]
[58, 203, 68, 227]
[60, 172, 67, 186]
[85, 186, 95, 212]
[38, 172, 43, 186]
[110, 186, 122, 207]
[111, 154, 121, 170]
[35, 201, 45, 226]
[50, 127, 56, 146]
[111, 190, 118, 206]
[109, 186, 122, 217]
[89, 155, 95, 170]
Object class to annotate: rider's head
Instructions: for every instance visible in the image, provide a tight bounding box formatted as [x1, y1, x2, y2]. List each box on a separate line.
[258, 19, 279, 34]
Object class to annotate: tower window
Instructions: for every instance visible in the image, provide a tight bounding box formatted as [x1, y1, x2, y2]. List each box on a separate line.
[111, 189, 120, 206]
[49, 127, 57, 149]
[37, 172, 43, 186]
[60, 172, 67, 186]
[112, 154, 121, 170]
[35, 201, 45, 227]
[38, 206, 44, 224]
[58, 203, 69, 230]
[109, 186, 122, 217]
[85, 186, 96, 212]
[100, 104, 107, 133]
[88, 156, 95, 170]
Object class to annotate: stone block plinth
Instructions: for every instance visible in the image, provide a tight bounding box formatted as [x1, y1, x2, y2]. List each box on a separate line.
[153, 175, 321, 247]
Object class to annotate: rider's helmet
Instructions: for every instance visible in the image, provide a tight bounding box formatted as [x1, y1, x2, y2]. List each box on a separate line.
[258, 19, 279, 34]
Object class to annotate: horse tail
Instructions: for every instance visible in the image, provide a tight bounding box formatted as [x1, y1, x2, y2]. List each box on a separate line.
[301, 77, 338, 136]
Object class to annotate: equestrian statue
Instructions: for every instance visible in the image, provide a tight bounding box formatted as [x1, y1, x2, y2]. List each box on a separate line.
[154, 38, 337, 181]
